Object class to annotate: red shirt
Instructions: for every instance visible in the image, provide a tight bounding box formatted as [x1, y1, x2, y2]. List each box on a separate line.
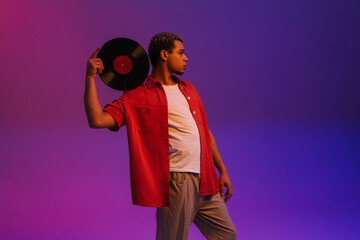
[104, 76, 220, 207]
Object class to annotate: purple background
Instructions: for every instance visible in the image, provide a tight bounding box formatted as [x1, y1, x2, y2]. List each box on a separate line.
[1, 0, 359, 239]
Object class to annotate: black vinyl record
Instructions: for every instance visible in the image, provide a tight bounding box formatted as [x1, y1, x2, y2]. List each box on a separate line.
[97, 38, 149, 91]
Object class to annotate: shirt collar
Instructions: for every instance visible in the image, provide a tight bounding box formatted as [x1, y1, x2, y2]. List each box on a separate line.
[146, 75, 187, 88]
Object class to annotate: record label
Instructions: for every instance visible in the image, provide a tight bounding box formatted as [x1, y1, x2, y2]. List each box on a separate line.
[113, 55, 133, 75]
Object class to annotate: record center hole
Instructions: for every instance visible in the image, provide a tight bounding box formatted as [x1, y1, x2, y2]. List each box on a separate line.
[113, 55, 133, 75]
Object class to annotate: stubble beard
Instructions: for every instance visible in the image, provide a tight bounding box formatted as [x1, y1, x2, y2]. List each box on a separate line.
[174, 70, 184, 76]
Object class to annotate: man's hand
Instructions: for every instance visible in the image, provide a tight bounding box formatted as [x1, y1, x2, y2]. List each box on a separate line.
[86, 47, 104, 79]
[219, 170, 233, 202]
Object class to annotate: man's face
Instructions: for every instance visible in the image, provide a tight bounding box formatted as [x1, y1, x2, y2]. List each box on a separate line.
[166, 40, 189, 75]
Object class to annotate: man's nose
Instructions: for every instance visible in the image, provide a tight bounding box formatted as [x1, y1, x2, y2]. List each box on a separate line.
[184, 54, 189, 61]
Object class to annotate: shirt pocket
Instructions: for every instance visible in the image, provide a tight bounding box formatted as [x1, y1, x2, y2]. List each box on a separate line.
[134, 105, 156, 133]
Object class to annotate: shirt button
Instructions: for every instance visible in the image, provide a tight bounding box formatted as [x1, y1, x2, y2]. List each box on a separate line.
[187, 96, 190, 100]
[142, 108, 146, 112]
[180, 87, 183, 90]
[201, 155, 203, 158]
[193, 111, 196, 115]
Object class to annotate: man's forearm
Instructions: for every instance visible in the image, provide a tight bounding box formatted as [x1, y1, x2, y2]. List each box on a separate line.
[209, 130, 228, 174]
[209, 129, 234, 201]
[84, 76, 105, 128]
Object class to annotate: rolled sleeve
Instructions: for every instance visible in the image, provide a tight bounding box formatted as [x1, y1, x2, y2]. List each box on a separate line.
[103, 92, 127, 131]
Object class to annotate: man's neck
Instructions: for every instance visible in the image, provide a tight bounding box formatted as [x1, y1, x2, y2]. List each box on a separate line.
[150, 67, 177, 85]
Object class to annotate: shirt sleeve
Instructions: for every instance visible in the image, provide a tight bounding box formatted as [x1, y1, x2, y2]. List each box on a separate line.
[103, 92, 127, 131]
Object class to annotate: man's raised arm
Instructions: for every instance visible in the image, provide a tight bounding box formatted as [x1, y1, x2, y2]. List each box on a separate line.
[84, 47, 116, 129]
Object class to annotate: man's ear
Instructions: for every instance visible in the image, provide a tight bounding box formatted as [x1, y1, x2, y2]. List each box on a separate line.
[160, 50, 168, 61]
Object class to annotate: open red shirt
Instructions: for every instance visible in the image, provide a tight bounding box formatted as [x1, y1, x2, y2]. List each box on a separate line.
[104, 76, 220, 207]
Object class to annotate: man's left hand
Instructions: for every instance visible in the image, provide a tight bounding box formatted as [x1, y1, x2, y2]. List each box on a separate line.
[219, 171, 233, 202]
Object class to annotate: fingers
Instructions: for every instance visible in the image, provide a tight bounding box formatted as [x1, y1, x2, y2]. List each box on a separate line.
[225, 183, 234, 202]
[95, 62, 104, 74]
[88, 62, 103, 74]
[90, 47, 102, 59]
[224, 185, 233, 202]
[86, 58, 105, 77]
[220, 182, 225, 198]
[86, 47, 104, 78]
[89, 58, 104, 68]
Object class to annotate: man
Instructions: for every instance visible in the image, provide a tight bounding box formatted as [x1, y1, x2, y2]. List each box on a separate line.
[84, 32, 237, 240]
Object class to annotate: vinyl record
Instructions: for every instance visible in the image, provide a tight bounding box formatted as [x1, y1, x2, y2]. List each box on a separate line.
[97, 38, 150, 91]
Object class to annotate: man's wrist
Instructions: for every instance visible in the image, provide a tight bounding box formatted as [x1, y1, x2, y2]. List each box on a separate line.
[218, 167, 228, 174]
[85, 75, 96, 83]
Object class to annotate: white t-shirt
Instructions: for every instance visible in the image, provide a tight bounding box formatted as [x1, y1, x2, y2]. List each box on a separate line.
[162, 83, 200, 173]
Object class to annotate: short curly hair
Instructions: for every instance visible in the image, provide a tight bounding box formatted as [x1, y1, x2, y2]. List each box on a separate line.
[148, 32, 183, 67]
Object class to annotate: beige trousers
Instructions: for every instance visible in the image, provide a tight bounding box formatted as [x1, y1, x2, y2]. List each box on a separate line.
[156, 172, 237, 240]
